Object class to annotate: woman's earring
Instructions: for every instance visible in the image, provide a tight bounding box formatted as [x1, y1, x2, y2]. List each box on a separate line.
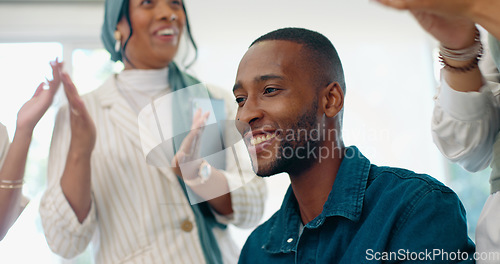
[114, 30, 121, 53]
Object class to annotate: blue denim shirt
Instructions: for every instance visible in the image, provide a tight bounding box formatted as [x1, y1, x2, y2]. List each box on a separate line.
[239, 146, 475, 263]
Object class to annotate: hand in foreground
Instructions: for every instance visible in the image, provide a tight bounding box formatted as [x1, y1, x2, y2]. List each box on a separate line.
[171, 108, 209, 179]
[375, 0, 477, 49]
[16, 59, 62, 133]
[374, 0, 474, 18]
[61, 72, 96, 157]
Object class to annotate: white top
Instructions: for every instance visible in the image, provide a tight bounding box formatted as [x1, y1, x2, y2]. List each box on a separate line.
[39, 70, 267, 264]
[432, 73, 500, 263]
[116, 67, 171, 113]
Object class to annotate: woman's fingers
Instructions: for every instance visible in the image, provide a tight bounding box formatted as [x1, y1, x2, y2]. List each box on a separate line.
[32, 82, 45, 98]
[61, 72, 80, 106]
[61, 72, 89, 118]
[172, 109, 211, 169]
[374, 0, 411, 10]
[183, 111, 209, 150]
[191, 108, 202, 129]
[48, 59, 63, 95]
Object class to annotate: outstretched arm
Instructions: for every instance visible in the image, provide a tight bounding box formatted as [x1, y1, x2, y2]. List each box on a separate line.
[376, 0, 483, 92]
[0, 59, 62, 240]
[59, 72, 96, 223]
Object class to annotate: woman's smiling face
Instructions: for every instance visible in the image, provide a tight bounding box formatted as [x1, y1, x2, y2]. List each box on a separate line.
[117, 0, 186, 69]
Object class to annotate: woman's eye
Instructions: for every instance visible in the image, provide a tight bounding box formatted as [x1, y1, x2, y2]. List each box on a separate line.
[141, 0, 152, 5]
[171, 0, 182, 6]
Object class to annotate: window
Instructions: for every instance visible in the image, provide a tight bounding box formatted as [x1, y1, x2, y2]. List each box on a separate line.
[0, 42, 63, 263]
[0, 42, 121, 264]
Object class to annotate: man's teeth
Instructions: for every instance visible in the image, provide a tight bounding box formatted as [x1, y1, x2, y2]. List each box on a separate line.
[157, 28, 174, 36]
[250, 134, 275, 145]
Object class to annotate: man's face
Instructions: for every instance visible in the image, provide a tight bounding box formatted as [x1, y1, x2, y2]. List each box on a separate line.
[233, 40, 322, 177]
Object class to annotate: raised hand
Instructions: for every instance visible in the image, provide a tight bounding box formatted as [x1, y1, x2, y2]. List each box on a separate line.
[16, 59, 62, 134]
[374, 0, 474, 17]
[375, 0, 477, 49]
[60, 72, 96, 157]
[171, 108, 209, 179]
[376, 0, 500, 42]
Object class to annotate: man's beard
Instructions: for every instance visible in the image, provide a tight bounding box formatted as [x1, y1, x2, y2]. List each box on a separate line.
[255, 100, 320, 177]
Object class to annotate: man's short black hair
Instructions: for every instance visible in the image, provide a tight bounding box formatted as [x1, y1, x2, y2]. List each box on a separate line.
[250, 27, 345, 93]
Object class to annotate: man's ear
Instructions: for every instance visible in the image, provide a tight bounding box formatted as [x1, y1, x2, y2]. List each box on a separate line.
[321, 82, 344, 118]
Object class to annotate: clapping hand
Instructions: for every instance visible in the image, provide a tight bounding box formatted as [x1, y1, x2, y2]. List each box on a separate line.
[16, 59, 62, 134]
[171, 108, 209, 180]
[60, 71, 96, 157]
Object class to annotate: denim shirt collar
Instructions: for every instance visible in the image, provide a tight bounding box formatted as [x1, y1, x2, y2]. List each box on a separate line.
[262, 146, 370, 254]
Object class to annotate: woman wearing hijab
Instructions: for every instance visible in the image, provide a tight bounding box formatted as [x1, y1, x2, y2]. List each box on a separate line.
[0, 60, 61, 241]
[39, 1, 267, 263]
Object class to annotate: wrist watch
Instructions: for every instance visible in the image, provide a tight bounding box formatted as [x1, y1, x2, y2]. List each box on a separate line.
[184, 160, 212, 186]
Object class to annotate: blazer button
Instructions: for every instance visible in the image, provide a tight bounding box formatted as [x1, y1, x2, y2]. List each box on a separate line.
[181, 219, 194, 232]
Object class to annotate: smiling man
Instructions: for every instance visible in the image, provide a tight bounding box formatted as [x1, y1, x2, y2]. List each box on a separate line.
[233, 27, 475, 263]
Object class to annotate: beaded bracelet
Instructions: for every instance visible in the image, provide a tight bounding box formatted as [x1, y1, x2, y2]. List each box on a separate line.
[439, 27, 483, 73]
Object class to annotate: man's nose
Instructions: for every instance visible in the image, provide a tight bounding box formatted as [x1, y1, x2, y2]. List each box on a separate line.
[235, 98, 264, 135]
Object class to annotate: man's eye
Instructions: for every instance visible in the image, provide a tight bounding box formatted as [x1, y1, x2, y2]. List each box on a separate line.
[235, 97, 246, 105]
[264, 88, 278, 94]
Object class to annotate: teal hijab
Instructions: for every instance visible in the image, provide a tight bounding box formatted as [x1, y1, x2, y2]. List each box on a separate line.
[489, 33, 500, 72]
[101, 0, 124, 62]
[101, 1, 224, 263]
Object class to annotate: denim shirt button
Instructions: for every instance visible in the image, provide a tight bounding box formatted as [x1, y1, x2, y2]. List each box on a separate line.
[287, 238, 293, 243]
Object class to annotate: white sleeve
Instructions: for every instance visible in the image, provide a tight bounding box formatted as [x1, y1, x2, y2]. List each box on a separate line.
[431, 73, 500, 172]
[39, 105, 97, 258]
[476, 192, 500, 264]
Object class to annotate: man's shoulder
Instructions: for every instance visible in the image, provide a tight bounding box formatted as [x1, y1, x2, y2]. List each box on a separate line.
[368, 164, 453, 195]
[364, 164, 461, 223]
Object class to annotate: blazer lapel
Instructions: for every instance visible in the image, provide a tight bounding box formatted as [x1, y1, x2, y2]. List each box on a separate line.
[99, 76, 177, 182]
[100, 76, 143, 152]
